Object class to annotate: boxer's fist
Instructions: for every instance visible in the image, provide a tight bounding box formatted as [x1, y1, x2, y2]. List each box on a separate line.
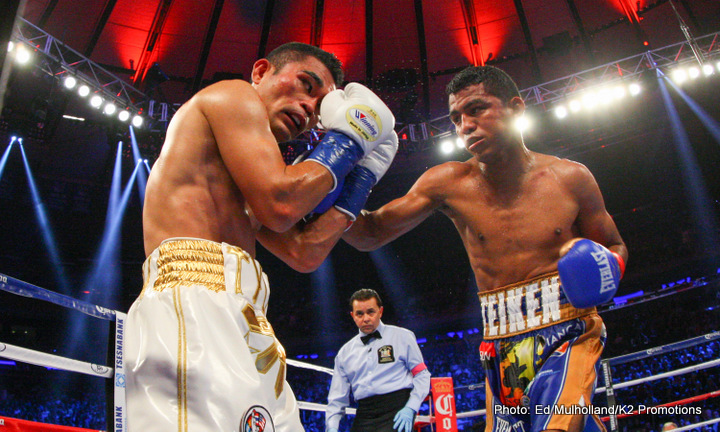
[320, 83, 395, 153]
[334, 132, 398, 221]
[558, 238, 624, 308]
[305, 84, 395, 190]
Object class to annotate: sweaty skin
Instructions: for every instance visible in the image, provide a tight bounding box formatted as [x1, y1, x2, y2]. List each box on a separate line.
[143, 56, 346, 263]
[343, 83, 628, 292]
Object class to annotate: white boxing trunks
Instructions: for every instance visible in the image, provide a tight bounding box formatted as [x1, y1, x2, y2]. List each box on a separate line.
[126, 238, 303, 432]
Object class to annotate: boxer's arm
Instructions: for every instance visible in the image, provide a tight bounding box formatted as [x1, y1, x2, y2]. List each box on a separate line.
[342, 167, 445, 251]
[199, 81, 334, 232]
[256, 208, 351, 272]
[565, 160, 628, 263]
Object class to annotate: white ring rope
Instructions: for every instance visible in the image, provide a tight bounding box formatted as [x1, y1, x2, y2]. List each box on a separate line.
[287, 359, 333, 375]
[1, 272, 718, 431]
[672, 418, 720, 432]
[596, 358, 720, 393]
[0, 341, 113, 378]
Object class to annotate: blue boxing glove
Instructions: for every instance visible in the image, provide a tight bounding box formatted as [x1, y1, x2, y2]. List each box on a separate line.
[557, 238, 625, 308]
[293, 150, 344, 217]
[305, 83, 396, 192]
[334, 131, 398, 221]
[393, 407, 416, 432]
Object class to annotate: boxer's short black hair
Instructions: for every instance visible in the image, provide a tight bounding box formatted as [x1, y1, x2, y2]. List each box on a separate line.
[267, 42, 344, 87]
[350, 288, 383, 309]
[446, 65, 520, 104]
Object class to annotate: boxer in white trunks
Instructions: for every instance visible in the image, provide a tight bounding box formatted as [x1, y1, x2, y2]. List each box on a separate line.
[126, 42, 398, 432]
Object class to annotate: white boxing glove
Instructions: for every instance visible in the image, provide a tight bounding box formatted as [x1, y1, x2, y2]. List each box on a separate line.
[319, 82, 396, 153]
[334, 131, 399, 221]
[305, 83, 396, 191]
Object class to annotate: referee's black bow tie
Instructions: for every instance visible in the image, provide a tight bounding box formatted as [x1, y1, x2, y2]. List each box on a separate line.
[361, 330, 381, 345]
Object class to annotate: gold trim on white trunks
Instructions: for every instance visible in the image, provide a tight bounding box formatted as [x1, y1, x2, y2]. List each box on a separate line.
[140, 238, 285, 398]
[478, 272, 595, 340]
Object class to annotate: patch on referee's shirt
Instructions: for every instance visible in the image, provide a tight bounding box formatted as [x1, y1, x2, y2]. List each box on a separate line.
[378, 345, 395, 363]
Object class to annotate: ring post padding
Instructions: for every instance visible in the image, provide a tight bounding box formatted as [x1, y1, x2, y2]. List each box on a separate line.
[600, 359, 618, 432]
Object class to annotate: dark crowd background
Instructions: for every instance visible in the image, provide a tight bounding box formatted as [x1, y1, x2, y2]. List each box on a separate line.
[0, 280, 718, 431]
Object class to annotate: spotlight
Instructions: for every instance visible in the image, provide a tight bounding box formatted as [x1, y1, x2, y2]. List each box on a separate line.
[568, 99, 582, 113]
[596, 88, 613, 106]
[612, 86, 626, 100]
[672, 68, 688, 84]
[702, 64, 715, 76]
[581, 91, 598, 109]
[515, 115, 531, 133]
[7, 41, 14, 52]
[132, 115, 144, 128]
[103, 102, 117, 115]
[78, 84, 90, 97]
[455, 137, 464, 149]
[14, 44, 31, 64]
[439, 139, 455, 154]
[688, 67, 700, 79]
[63, 76, 77, 89]
[554, 106, 568, 119]
[118, 110, 131, 122]
[90, 95, 103, 108]
[628, 83, 641, 96]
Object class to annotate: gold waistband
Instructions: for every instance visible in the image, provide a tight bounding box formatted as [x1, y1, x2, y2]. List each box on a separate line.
[148, 239, 227, 293]
[478, 272, 595, 340]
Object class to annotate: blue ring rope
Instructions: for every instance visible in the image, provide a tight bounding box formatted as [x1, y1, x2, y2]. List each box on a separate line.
[0, 272, 117, 321]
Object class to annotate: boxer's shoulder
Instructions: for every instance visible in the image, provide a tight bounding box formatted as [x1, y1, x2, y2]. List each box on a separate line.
[193, 80, 262, 114]
[414, 160, 472, 192]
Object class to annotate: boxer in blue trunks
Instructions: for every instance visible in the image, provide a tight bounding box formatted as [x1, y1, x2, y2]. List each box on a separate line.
[336, 65, 628, 432]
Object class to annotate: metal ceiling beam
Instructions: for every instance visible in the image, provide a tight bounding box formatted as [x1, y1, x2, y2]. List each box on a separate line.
[132, 0, 173, 87]
[512, 0, 542, 84]
[11, 17, 148, 111]
[365, 0, 373, 85]
[257, 0, 276, 59]
[311, 0, 324, 47]
[565, 0, 595, 65]
[37, 0, 58, 29]
[191, 0, 224, 94]
[413, 0, 430, 118]
[84, 0, 118, 57]
[459, 0, 479, 66]
[411, 31, 720, 145]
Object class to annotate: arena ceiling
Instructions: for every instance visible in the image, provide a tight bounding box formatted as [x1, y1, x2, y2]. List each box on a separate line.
[16, 0, 720, 118]
[1, 0, 720, 352]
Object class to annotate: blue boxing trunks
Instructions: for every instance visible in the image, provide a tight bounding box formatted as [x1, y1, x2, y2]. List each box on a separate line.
[478, 272, 607, 432]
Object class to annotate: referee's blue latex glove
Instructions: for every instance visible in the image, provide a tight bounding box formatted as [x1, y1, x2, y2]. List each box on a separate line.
[393, 406, 416, 432]
[327, 428, 339, 432]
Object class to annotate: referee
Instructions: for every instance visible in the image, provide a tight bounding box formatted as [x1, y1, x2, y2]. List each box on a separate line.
[326, 289, 431, 432]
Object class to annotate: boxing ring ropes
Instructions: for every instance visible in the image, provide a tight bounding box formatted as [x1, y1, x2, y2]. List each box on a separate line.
[0, 271, 718, 432]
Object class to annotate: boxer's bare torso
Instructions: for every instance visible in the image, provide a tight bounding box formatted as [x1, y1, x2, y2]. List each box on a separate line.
[142, 87, 257, 257]
[142, 56, 337, 258]
[430, 154, 595, 291]
[344, 83, 625, 292]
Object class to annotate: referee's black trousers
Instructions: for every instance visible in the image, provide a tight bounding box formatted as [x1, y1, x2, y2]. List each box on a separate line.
[350, 388, 413, 432]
